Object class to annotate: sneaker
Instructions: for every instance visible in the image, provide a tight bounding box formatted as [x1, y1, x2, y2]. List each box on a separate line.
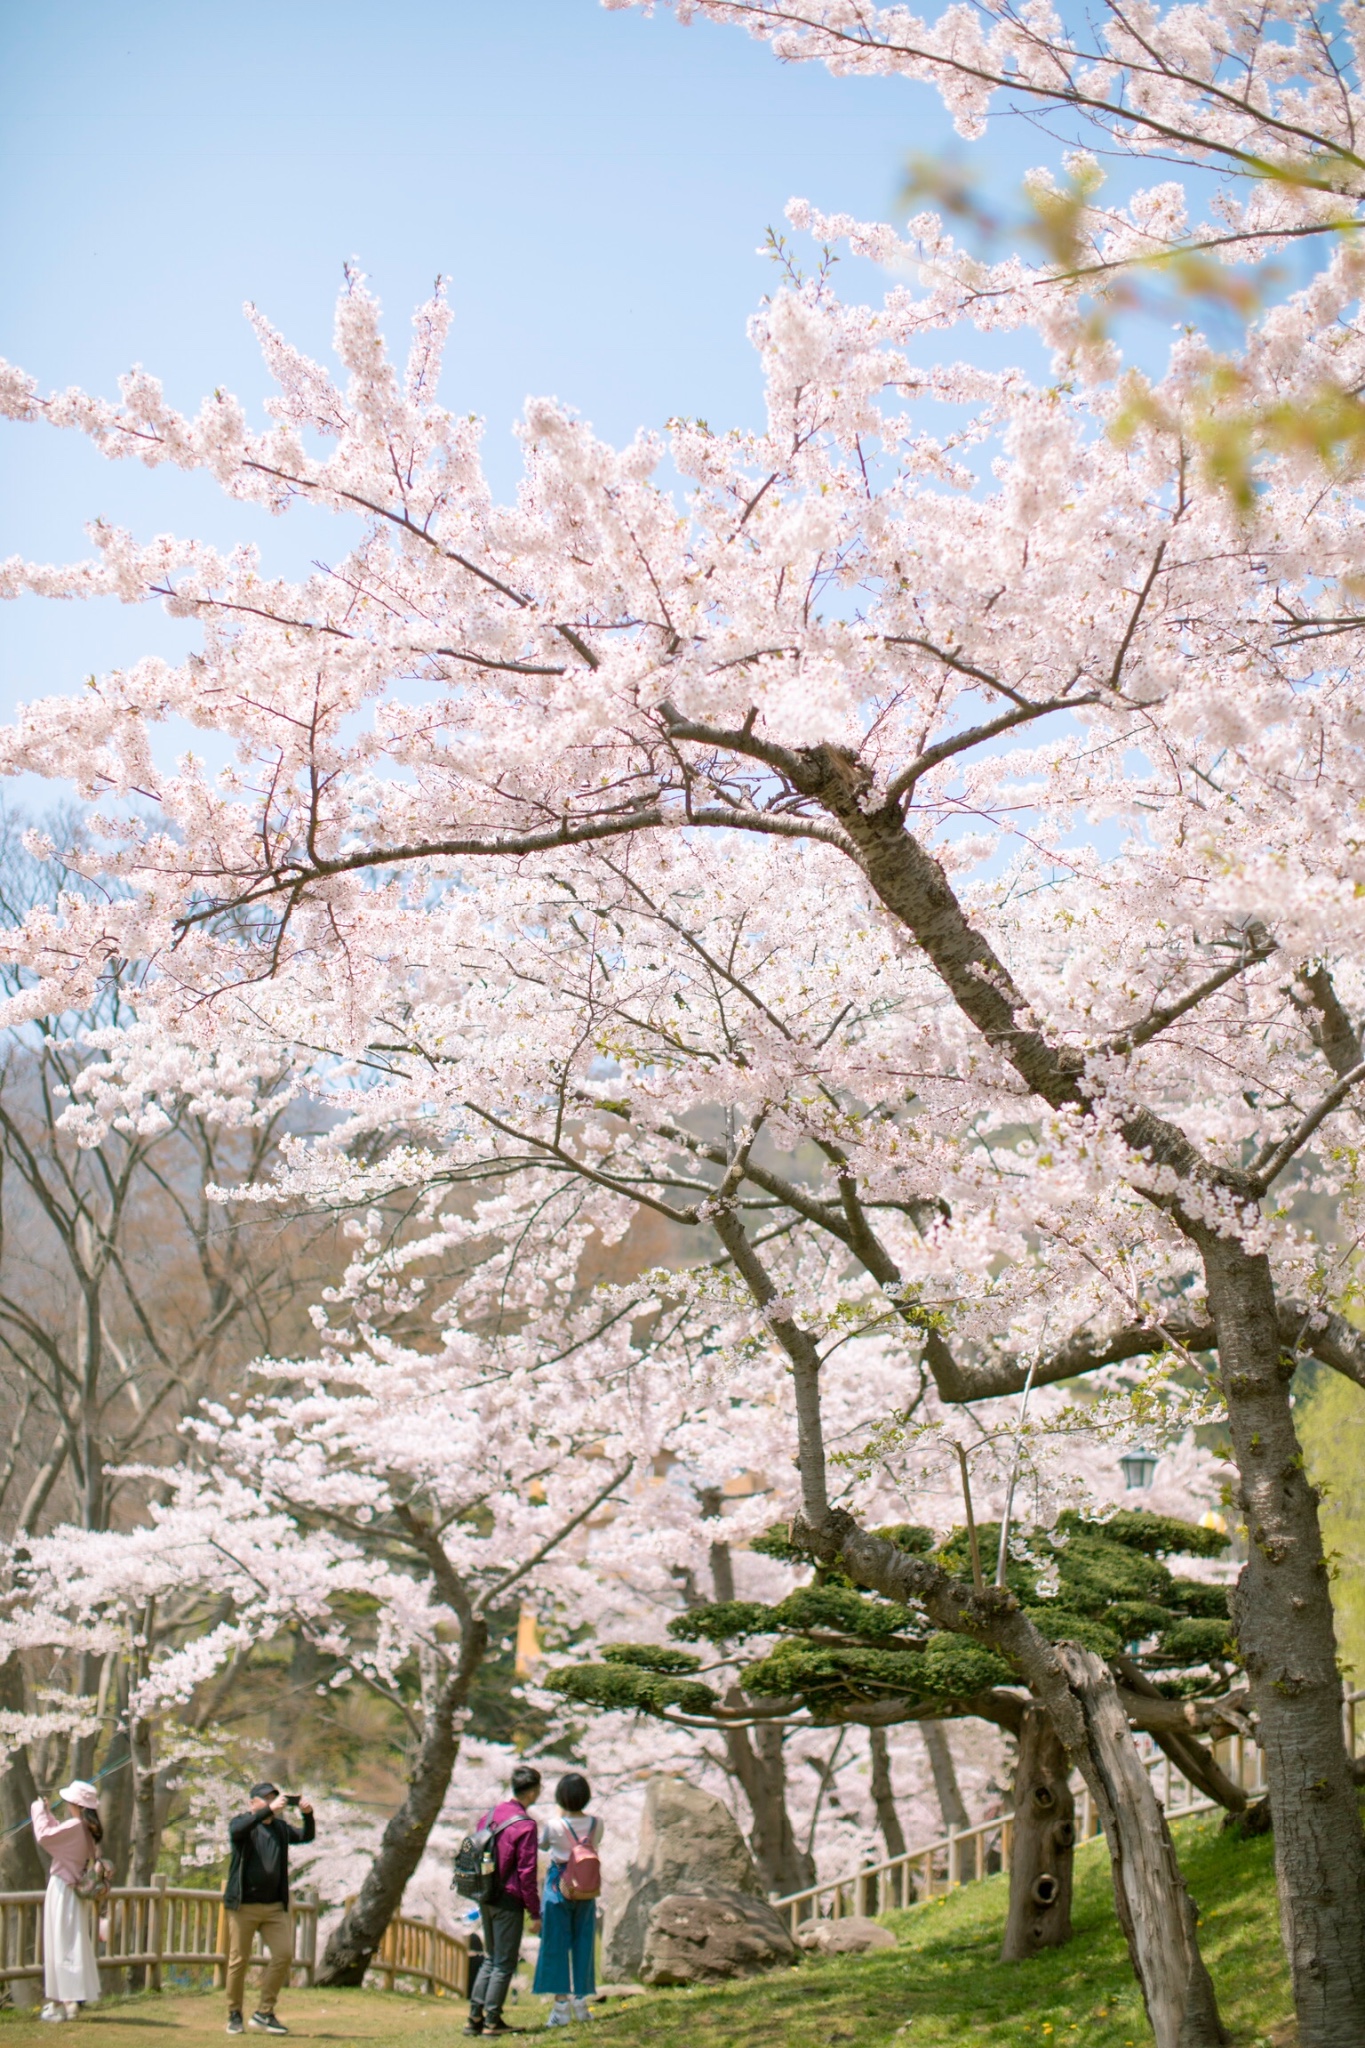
[464, 2018, 485, 2039]
[571, 1998, 594, 2021]
[249, 2018, 289, 2037]
[226, 2017, 245, 2038]
[546, 2003, 573, 2029]
[484, 2021, 514, 2037]
[38, 2005, 66, 2024]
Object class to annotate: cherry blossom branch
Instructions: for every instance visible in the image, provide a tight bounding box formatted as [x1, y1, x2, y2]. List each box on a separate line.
[1105, 925, 1278, 1054]
[478, 1461, 635, 1611]
[1247, 1058, 1365, 1190]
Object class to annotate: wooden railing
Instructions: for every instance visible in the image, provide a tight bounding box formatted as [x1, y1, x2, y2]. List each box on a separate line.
[0, 1879, 319, 1994]
[366, 1910, 475, 1997]
[774, 1687, 1365, 1933]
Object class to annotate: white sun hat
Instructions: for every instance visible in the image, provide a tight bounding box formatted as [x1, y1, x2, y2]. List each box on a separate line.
[57, 1780, 99, 1810]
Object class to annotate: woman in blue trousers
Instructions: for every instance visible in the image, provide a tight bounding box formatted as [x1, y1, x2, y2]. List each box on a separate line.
[533, 1772, 603, 2026]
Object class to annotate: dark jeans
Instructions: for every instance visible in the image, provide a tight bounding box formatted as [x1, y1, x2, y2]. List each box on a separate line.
[470, 1900, 524, 2018]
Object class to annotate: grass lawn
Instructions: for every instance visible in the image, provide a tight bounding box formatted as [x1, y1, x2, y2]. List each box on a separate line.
[0, 1813, 1295, 2047]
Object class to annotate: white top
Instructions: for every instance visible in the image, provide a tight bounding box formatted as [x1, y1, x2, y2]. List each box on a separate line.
[540, 1813, 603, 1863]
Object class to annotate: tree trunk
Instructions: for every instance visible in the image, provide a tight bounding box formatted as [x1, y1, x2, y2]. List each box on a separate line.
[316, 1617, 488, 1986]
[722, 1716, 816, 1895]
[766, 729, 1362, 2044]
[921, 1720, 969, 1834]
[1054, 1645, 1226, 2048]
[1200, 1231, 1365, 2047]
[100, 1718, 133, 1886]
[0, 1653, 44, 1891]
[869, 1726, 906, 1859]
[1001, 1706, 1074, 1960]
[709, 1528, 815, 1896]
[69, 1650, 102, 1782]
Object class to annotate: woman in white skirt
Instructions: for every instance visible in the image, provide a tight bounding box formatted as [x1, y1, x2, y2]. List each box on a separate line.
[31, 1779, 105, 2022]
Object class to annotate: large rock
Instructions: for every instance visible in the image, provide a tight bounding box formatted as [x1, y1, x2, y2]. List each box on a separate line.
[796, 1914, 898, 1956]
[603, 1775, 764, 1980]
[640, 1886, 799, 1985]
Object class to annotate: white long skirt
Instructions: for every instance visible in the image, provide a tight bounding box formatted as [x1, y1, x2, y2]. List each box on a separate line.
[43, 1876, 102, 2003]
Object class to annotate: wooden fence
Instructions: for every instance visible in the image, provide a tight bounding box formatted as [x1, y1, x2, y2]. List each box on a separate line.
[0, 1879, 319, 1996]
[366, 1909, 475, 1997]
[772, 1687, 1364, 1933]
[0, 1876, 477, 2005]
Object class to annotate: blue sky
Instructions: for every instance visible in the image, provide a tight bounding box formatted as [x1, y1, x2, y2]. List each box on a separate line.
[16, 0, 1245, 841]
[0, 1, 1051, 748]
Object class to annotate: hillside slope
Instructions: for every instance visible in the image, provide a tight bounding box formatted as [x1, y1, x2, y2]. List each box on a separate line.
[588, 1813, 1292, 2048]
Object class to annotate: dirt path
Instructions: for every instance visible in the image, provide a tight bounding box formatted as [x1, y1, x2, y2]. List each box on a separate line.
[0, 1986, 535, 2045]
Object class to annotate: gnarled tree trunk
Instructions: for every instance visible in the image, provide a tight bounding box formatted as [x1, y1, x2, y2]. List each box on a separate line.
[1054, 1645, 1226, 2048]
[1001, 1706, 1074, 1961]
[316, 1617, 488, 1986]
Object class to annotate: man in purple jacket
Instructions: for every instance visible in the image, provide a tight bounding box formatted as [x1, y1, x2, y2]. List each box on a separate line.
[465, 1764, 542, 2037]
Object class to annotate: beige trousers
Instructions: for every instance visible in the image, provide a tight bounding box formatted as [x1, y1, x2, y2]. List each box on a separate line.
[225, 1902, 293, 2014]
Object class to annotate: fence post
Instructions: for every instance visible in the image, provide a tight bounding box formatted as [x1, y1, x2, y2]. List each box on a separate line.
[149, 1874, 166, 1993]
[298, 1889, 318, 1987]
[214, 1902, 228, 1990]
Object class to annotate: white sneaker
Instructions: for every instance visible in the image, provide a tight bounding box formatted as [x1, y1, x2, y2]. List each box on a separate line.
[571, 1999, 593, 2021]
[546, 2000, 574, 2028]
[38, 2005, 66, 2023]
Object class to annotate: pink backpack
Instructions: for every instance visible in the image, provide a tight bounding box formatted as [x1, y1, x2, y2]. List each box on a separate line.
[559, 1818, 602, 1902]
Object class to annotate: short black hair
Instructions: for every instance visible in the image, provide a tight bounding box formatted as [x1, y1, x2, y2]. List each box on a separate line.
[511, 1764, 542, 1799]
[556, 1772, 590, 1813]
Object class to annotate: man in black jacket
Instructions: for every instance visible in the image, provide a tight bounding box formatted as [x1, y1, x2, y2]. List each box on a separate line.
[223, 1781, 315, 2037]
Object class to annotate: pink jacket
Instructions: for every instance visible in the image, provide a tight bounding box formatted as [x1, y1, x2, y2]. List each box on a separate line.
[31, 1801, 95, 1885]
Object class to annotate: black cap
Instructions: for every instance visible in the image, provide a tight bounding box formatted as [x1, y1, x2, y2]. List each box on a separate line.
[250, 1782, 279, 1801]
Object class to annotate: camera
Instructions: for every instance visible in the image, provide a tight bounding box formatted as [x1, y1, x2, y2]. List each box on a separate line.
[284, 1794, 301, 1808]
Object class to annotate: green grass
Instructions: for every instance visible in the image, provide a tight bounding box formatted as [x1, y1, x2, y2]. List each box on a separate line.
[0, 1815, 1295, 2046]
[588, 1814, 1294, 2048]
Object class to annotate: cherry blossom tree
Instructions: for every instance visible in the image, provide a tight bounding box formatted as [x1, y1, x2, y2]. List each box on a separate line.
[4, 16, 1365, 2033]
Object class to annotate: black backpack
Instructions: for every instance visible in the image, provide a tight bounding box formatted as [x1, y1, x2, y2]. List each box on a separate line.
[452, 1814, 517, 1902]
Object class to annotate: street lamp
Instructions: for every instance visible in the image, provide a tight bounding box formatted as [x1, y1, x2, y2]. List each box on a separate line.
[1119, 1446, 1158, 1490]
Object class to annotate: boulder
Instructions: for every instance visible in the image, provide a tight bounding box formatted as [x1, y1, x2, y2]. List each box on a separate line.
[640, 1886, 799, 1985]
[796, 1914, 898, 1956]
[603, 1775, 764, 1980]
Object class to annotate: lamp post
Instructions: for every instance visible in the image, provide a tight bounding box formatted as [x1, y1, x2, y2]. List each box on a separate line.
[1119, 1446, 1158, 1490]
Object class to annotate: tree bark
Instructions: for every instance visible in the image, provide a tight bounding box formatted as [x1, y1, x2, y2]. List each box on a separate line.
[869, 1725, 906, 1859]
[1054, 1645, 1226, 2047]
[921, 1719, 969, 1834]
[100, 1720, 133, 1887]
[129, 1707, 159, 1888]
[0, 1652, 44, 1891]
[1200, 1231, 1365, 2046]
[316, 1616, 488, 1987]
[1001, 1706, 1075, 1960]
